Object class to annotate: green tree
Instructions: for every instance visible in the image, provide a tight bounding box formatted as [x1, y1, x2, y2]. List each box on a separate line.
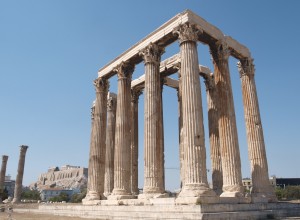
[70, 188, 87, 203]
[49, 192, 70, 202]
[21, 189, 41, 200]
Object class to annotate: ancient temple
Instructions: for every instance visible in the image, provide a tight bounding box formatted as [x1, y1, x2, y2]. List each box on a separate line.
[82, 9, 276, 205]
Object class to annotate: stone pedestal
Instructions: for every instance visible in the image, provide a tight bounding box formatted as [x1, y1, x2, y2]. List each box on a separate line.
[238, 59, 276, 202]
[13, 145, 28, 203]
[138, 43, 166, 199]
[174, 23, 216, 203]
[109, 62, 136, 200]
[204, 75, 223, 196]
[210, 41, 244, 197]
[83, 78, 108, 203]
[104, 92, 117, 197]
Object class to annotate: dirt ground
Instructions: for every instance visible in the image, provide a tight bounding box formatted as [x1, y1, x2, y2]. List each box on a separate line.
[0, 211, 88, 220]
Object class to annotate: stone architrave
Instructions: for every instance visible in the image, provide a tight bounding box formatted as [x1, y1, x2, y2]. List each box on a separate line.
[109, 61, 136, 200]
[130, 89, 142, 195]
[104, 92, 117, 197]
[204, 74, 223, 195]
[210, 41, 244, 197]
[139, 42, 166, 199]
[173, 23, 216, 203]
[13, 145, 28, 203]
[83, 78, 108, 203]
[238, 59, 277, 202]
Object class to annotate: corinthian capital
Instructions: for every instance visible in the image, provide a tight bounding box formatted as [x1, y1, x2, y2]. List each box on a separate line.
[210, 40, 230, 62]
[107, 96, 116, 111]
[131, 89, 143, 103]
[94, 77, 109, 93]
[140, 42, 164, 65]
[204, 73, 215, 91]
[237, 58, 255, 78]
[114, 61, 135, 80]
[173, 23, 202, 44]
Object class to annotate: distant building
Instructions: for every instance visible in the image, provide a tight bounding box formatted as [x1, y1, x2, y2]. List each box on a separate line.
[275, 178, 300, 188]
[40, 188, 80, 201]
[30, 165, 88, 192]
[242, 176, 300, 191]
[3, 175, 15, 197]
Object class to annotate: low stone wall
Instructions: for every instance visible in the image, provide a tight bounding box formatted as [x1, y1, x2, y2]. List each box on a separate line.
[13, 201, 300, 220]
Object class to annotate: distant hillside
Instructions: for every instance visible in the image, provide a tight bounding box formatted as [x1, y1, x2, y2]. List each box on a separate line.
[30, 165, 88, 190]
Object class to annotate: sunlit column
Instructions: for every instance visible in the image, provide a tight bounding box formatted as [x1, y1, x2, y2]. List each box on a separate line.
[83, 78, 108, 203]
[238, 58, 277, 202]
[174, 23, 216, 203]
[204, 74, 223, 195]
[130, 89, 142, 195]
[139, 42, 166, 199]
[210, 41, 244, 197]
[109, 61, 136, 200]
[104, 92, 117, 197]
[13, 145, 28, 203]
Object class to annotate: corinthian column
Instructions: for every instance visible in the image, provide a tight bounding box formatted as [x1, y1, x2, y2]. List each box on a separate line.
[0, 155, 8, 194]
[210, 41, 244, 197]
[109, 61, 136, 200]
[173, 23, 216, 203]
[131, 89, 142, 195]
[238, 59, 276, 202]
[138, 42, 166, 199]
[104, 92, 117, 197]
[83, 78, 108, 204]
[12, 145, 28, 203]
[204, 74, 223, 196]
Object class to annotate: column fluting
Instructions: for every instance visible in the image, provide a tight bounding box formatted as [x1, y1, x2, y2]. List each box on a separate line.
[109, 61, 136, 200]
[104, 92, 117, 197]
[210, 41, 244, 197]
[13, 145, 28, 203]
[204, 74, 223, 195]
[238, 59, 277, 202]
[174, 23, 216, 201]
[131, 89, 142, 195]
[0, 155, 9, 194]
[83, 78, 108, 203]
[139, 42, 166, 198]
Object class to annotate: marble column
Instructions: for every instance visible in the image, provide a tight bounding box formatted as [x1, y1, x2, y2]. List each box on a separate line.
[109, 61, 135, 200]
[83, 78, 108, 203]
[139, 42, 166, 199]
[173, 23, 216, 203]
[176, 65, 184, 188]
[104, 92, 117, 197]
[131, 89, 142, 195]
[13, 145, 28, 203]
[204, 74, 223, 196]
[210, 41, 244, 197]
[0, 155, 8, 194]
[238, 59, 277, 202]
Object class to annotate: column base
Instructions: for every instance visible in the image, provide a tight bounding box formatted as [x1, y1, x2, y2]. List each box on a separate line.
[138, 192, 169, 199]
[176, 184, 218, 204]
[221, 184, 244, 198]
[12, 198, 20, 204]
[108, 188, 136, 200]
[82, 190, 102, 204]
[107, 194, 137, 200]
[251, 192, 277, 203]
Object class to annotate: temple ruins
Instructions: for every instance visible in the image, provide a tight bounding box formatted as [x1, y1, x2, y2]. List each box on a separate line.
[12, 145, 28, 203]
[83, 9, 276, 205]
[32, 10, 300, 219]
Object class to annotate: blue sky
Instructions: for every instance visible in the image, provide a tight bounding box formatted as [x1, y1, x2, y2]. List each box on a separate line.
[0, 1, 299, 191]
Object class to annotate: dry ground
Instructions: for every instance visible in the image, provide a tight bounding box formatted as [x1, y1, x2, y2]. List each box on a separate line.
[0, 211, 88, 220]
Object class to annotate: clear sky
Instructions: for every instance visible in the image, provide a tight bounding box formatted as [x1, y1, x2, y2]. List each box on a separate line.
[0, 1, 299, 191]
